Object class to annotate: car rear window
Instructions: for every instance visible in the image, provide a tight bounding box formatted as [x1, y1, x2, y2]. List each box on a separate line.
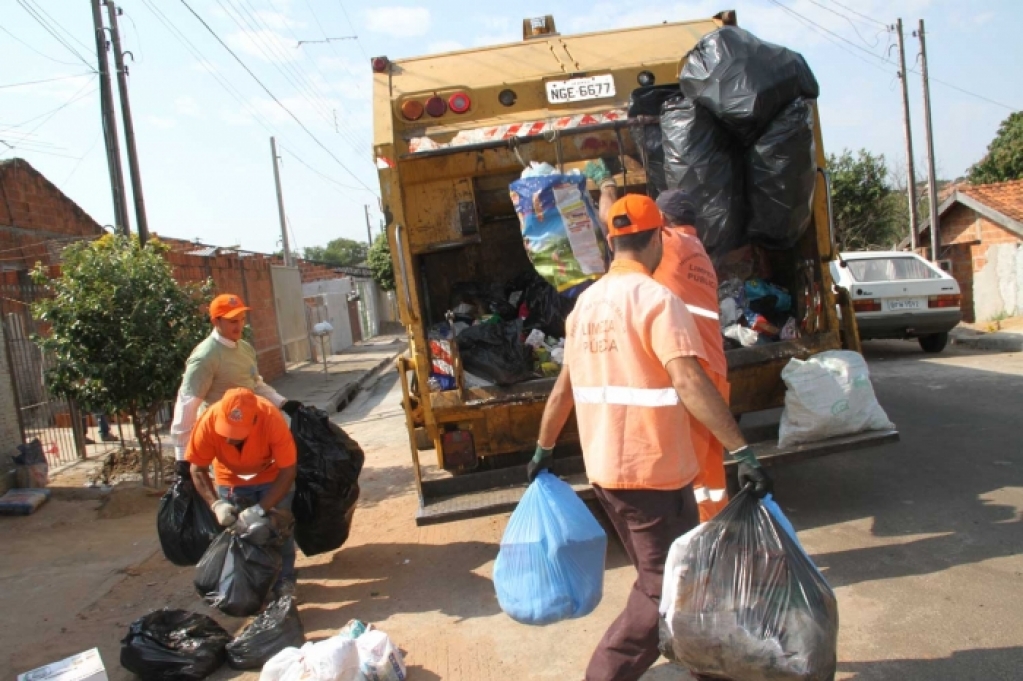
[846, 257, 942, 282]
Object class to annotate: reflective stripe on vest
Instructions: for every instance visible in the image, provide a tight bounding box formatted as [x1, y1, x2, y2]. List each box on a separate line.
[686, 304, 720, 321]
[573, 386, 679, 407]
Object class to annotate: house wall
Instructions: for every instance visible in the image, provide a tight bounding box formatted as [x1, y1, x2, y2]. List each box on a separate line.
[302, 278, 356, 352]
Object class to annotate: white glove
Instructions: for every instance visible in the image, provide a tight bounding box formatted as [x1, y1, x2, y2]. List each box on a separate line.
[237, 504, 267, 528]
[211, 500, 238, 527]
[236, 505, 271, 544]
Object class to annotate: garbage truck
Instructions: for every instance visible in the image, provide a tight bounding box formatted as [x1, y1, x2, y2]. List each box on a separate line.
[371, 10, 899, 525]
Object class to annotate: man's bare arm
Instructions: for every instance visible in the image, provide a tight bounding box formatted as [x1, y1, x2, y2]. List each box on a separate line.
[259, 465, 296, 511]
[537, 366, 575, 449]
[665, 356, 746, 452]
[190, 464, 220, 507]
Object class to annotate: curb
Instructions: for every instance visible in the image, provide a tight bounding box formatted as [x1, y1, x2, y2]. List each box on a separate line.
[328, 349, 405, 413]
[951, 334, 1023, 352]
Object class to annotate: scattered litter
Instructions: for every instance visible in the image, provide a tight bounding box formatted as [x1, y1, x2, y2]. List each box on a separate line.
[0, 488, 50, 516]
[120, 610, 230, 681]
[17, 647, 107, 681]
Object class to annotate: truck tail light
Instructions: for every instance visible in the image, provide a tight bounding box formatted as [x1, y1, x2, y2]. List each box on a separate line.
[448, 92, 471, 114]
[425, 95, 447, 117]
[853, 298, 882, 313]
[928, 294, 961, 308]
[371, 56, 389, 73]
[401, 100, 424, 121]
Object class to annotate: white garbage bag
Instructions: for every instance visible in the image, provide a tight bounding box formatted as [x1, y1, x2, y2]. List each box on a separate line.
[259, 635, 360, 681]
[356, 629, 407, 681]
[778, 350, 893, 447]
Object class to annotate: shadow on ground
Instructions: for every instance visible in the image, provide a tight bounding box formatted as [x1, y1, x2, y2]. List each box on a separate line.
[838, 646, 1023, 680]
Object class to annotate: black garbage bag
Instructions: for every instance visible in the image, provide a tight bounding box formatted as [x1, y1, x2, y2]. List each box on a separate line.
[628, 84, 682, 196]
[120, 609, 230, 681]
[747, 97, 817, 250]
[457, 320, 535, 386]
[450, 281, 518, 321]
[659, 490, 838, 681]
[194, 530, 282, 618]
[291, 406, 365, 556]
[157, 474, 221, 566]
[225, 596, 305, 670]
[661, 96, 745, 259]
[680, 26, 819, 147]
[504, 269, 576, 339]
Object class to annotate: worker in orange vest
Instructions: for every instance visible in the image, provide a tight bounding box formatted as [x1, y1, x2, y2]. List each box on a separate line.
[653, 189, 731, 521]
[529, 194, 772, 681]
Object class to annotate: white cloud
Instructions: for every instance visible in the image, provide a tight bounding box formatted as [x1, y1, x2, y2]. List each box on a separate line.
[427, 40, 465, 54]
[147, 116, 177, 130]
[363, 6, 431, 37]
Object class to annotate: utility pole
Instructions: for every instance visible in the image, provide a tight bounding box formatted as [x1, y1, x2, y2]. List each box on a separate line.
[916, 19, 941, 263]
[90, 0, 130, 235]
[895, 19, 920, 251]
[106, 1, 148, 245]
[270, 137, 292, 267]
[364, 205, 373, 247]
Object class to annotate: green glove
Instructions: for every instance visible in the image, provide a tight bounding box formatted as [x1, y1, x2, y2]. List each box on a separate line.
[583, 160, 612, 187]
[527, 444, 553, 482]
[732, 445, 774, 499]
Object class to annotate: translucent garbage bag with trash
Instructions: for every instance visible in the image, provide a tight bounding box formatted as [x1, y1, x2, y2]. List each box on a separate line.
[120, 609, 230, 681]
[226, 596, 305, 670]
[659, 489, 839, 681]
[493, 471, 607, 625]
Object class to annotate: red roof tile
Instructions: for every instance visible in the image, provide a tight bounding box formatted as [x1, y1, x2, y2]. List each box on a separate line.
[959, 179, 1023, 224]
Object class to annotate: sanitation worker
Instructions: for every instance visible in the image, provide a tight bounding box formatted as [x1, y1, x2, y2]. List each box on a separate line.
[187, 387, 298, 598]
[529, 194, 772, 681]
[170, 293, 301, 472]
[653, 188, 731, 521]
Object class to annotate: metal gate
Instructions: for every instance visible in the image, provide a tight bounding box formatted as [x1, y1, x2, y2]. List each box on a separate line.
[1, 282, 124, 471]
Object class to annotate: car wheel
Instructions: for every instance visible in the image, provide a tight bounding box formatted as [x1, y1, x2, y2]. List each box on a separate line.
[919, 332, 949, 353]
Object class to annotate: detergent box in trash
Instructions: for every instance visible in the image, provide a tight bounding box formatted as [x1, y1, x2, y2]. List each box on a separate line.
[510, 163, 607, 292]
[17, 648, 108, 681]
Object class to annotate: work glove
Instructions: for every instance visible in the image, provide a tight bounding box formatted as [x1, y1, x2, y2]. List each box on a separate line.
[732, 445, 774, 499]
[211, 499, 239, 528]
[174, 460, 192, 479]
[281, 400, 303, 417]
[527, 444, 554, 483]
[583, 160, 614, 188]
[235, 504, 272, 544]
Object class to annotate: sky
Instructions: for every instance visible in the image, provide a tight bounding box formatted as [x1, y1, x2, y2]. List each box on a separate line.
[1, 0, 1020, 255]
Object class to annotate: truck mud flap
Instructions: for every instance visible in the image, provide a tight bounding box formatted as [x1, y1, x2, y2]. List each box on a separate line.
[415, 428, 899, 526]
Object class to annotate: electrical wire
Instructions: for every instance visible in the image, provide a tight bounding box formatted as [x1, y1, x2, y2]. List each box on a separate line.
[0, 73, 96, 90]
[801, 0, 883, 48]
[0, 82, 96, 147]
[179, 0, 378, 195]
[0, 23, 85, 67]
[300, 0, 366, 94]
[61, 130, 103, 185]
[824, 0, 888, 28]
[281, 144, 362, 191]
[335, 0, 370, 61]
[15, 0, 94, 69]
[21, 0, 94, 55]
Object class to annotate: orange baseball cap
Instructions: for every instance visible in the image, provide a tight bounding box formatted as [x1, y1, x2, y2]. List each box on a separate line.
[215, 388, 258, 441]
[607, 194, 664, 238]
[209, 293, 251, 321]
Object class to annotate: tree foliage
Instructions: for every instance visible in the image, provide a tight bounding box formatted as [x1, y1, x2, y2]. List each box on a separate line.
[32, 235, 212, 484]
[828, 149, 907, 251]
[367, 232, 395, 291]
[302, 238, 368, 267]
[969, 112, 1023, 185]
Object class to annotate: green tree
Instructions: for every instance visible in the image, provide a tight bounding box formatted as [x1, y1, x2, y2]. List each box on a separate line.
[828, 149, 906, 250]
[302, 237, 368, 267]
[368, 232, 395, 291]
[31, 235, 212, 486]
[968, 112, 1023, 184]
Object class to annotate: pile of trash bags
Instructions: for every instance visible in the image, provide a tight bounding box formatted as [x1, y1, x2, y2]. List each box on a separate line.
[494, 471, 607, 625]
[628, 26, 819, 259]
[291, 405, 364, 556]
[659, 490, 838, 681]
[157, 469, 220, 566]
[120, 610, 231, 681]
[778, 350, 894, 447]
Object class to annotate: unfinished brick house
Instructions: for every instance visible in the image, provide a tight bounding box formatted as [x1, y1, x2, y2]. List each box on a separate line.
[917, 179, 1023, 323]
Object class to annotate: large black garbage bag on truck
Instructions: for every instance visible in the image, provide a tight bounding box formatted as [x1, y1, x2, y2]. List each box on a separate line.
[627, 84, 682, 196]
[661, 96, 745, 259]
[747, 97, 818, 250]
[680, 26, 819, 147]
[157, 473, 221, 566]
[226, 596, 306, 670]
[291, 406, 364, 556]
[194, 530, 282, 617]
[505, 268, 575, 339]
[457, 320, 536, 386]
[120, 609, 230, 681]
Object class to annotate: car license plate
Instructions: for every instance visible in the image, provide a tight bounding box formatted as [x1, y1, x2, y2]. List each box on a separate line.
[884, 297, 925, 311]
[546, 75, 616, 104]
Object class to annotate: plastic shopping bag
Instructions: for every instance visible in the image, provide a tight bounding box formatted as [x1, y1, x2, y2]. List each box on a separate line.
[356, 629, 407, 681]
[157, 472, 221, 566]
[493, 471, 607, 625]
[509, 163, 607, 292]
[259, 636, 361, 681]
[292, 406, 364, 556]
[659, 489, 838, 681]
[779, 350, 894, 447]
[226, 596, 306, 670]
[194, 529, 282, 617]
[120, 609, 230, 681]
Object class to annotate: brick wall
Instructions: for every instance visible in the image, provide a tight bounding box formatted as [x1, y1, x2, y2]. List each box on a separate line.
[165, 250, 285, 381]
[0, 320, 22, 493]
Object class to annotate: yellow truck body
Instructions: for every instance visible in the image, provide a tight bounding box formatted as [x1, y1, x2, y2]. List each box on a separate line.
[372, 11, 897, 524]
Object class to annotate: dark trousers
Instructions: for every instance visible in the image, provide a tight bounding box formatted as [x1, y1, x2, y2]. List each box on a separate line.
[585, 484, 700, 681]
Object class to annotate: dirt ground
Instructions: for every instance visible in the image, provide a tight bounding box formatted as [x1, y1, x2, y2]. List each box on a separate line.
[4, 340, 1023, 679]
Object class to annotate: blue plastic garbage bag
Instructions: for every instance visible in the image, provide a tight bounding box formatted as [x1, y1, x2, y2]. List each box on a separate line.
[493, 471, 607, 625]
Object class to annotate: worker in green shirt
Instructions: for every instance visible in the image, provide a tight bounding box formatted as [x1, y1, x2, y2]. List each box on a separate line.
[171, 293, 301, 466]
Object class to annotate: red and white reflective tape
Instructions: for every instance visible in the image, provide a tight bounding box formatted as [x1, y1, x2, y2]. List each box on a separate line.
[407, 108, 628, 154]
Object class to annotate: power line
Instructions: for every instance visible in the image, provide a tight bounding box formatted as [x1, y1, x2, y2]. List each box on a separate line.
[0, 23, 84, 67]
[61, 130, 103, 185]
[281, 144, 362, 191]
[825, 0, 888, 28]
[335, 0, 369, 61]
[15, 0, 94, 69]
[22, 0, 94, 54]
[802, 0, 882, 48]
[767, 0, 897, 69]
[0, 72, 96, 90]
[179, 0, 378, 195]
[0, 81, 96, 143]
[300, 0, 366, 94]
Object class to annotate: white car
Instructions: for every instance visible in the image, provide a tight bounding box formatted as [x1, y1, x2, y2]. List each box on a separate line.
[830, 251, 962, 353]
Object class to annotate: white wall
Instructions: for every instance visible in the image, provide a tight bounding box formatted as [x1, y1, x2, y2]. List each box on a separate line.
[302, 278, 355, 352]
[272, 266, 311, 364]
[974, 242, 1023, 322]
